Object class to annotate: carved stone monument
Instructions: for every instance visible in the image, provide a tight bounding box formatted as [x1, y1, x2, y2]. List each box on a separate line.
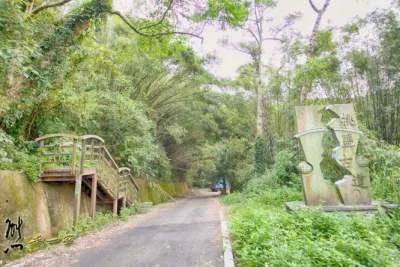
[288, 103, 377, 211]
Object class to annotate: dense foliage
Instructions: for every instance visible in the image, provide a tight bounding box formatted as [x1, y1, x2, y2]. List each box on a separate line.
[0, 0, 212, 181]
[1, 0, 400, 265]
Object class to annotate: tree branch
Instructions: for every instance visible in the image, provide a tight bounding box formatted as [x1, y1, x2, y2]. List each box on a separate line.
[30, 0, 73, 17]
[254, 2, 262, 42]
[138, 0, 174, 31]
[247, 28, 261, 46]
[308, 0, 320, 13]
[302, 0, 331, 103]
[263, 37, 284, 43]
[321, 0, 330, 13]
[110, 11, 203, 39]
[309, 0, 331, 53]
[231, 42, 253, 55]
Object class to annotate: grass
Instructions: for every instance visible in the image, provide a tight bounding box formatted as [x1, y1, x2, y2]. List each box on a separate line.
[222, 189, 400, 267]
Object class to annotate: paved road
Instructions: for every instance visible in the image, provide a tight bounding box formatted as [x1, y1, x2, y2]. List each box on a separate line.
[74, 192, 224, 267]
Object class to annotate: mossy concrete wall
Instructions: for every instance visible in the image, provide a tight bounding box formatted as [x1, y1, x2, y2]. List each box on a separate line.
[43, 183, 91, 232]
[0, 171, 50, 252]
[0, 171, 91, 260]
[136, 179, 188, 203]
[159, 182, 188, 197]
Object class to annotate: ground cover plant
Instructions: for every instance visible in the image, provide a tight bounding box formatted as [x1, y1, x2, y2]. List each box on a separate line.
[223, 188, 400, 267]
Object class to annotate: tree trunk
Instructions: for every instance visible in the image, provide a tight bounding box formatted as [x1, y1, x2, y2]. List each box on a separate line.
[255, 56, 266, 136]
[256, 90, 266, 136]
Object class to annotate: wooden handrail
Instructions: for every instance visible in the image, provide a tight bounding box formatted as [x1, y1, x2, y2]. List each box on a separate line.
[118, 167, 130, 174]
[102, 146, 120, 171]
[35, 133, 77, 142]
[81, 135, 105, 144]
[118, 167, 139, 191]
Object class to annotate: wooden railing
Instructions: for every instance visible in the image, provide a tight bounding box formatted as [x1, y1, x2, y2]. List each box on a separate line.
[36, 134, 79, 172]
[119, 167, 139, 205]
[36, 133, 138, 201]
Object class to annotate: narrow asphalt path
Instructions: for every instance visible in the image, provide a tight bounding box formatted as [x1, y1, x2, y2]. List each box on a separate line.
[8, 190, 225, 267]
[75, 192, 224, 267]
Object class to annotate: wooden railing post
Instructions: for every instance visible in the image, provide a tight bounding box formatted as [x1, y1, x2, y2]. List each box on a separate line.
[91, 174, 98, 218]
[74, 138, 85, 224]
[113, 198, 118, 216]
[71, 137, 77, 174]
[122, 196, 126, 209]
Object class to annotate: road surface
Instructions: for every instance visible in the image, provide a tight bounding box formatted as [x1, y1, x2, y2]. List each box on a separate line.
[8, 190, 225, 267]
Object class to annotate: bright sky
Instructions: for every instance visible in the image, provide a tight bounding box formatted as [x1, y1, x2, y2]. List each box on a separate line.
[115, 0, 392, 79]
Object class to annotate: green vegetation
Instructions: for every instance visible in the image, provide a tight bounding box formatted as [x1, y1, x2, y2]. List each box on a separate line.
[221, 112, 400, 266]
[224, 190, 400, 266]
[364, 141, 400, 203]
[0, 0, 212, 182]
[1, 0, 400, 265]
[2, 0, 398, 189]
[0, 131, 40, 182]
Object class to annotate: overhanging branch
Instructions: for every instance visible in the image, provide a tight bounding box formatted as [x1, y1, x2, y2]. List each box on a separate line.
[138, 0, 175, 31]
[263, 37, 284, 43]
[110, 11, 203, 39]
[29, 0, 73, 17]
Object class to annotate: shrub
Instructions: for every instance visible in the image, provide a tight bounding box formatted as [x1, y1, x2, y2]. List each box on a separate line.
[270, 149, 300, 187]
[245, 149, 300, 194]
[0, 131, 40, 182]
[359, 137, 400, 203]
[120, 202, 140, 221]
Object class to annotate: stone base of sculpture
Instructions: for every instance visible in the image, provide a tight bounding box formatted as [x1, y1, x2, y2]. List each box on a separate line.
[285, 201, 397, 213]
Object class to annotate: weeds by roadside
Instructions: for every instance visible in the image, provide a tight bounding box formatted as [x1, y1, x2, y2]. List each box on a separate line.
[223, 190, 400, 267]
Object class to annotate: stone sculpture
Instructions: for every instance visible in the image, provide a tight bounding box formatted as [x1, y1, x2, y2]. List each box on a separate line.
[295, 104, 372, 207]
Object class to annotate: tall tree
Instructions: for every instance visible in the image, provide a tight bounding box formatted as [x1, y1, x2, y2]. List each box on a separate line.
[200, 0, 300, 172]
[228, 0, 280, 137]
[300, 0, 331, 103]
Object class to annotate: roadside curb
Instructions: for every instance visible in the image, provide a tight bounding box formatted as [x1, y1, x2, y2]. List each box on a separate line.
[220, 210, 235, 267]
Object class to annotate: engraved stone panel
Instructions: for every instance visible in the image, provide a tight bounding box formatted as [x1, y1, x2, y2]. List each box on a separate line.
[295, 104, 372, 206]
